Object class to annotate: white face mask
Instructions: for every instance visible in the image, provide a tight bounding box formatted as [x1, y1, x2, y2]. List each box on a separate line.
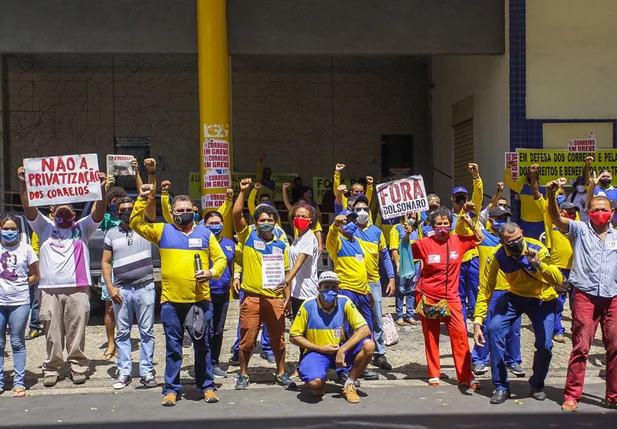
[576, 185, 586, 193]
[356, 209, 370, 224]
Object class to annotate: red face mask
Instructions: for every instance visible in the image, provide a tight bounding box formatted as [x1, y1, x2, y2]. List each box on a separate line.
[563, 212, 577, 220]
[589, 210, 612, 227]
[293, 217, 311, 231]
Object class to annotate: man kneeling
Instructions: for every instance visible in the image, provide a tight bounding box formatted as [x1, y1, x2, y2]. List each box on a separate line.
[289, 271, 375, 403]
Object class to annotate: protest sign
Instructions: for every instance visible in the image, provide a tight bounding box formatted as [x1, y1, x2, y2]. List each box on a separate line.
[261, 254, 286, 289]
[24, 154, 102, 207]
[231, 172, 297, 201]
[106, 154, 135, 176]
[516, 149, 617, 185]
[376, 175, 428, 220]
[505, 152, 518, 181]
[203, 137, 232, 189]
[568, 138, 596, 152]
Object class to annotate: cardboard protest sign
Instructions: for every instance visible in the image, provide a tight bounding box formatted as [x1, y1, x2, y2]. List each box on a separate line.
[24, 154, 102, 207]
[376, 175, 428, 220]
[568, 138, 596, 152]
[106, 154, 135, 176]
[505, 152, 518, 181]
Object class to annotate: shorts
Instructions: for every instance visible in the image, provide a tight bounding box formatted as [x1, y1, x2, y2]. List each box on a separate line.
[238, 292, 286, 353]
[100, 274, 115, 302]
[299, 337, 369, 383]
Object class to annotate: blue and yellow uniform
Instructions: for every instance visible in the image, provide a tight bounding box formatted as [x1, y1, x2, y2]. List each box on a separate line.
[130, 197, 227, 303]
[504, 168, 545, 239]
[209, 237, 241, 296]
[593, 185, 617, 201]
[354, 224, 395, 283]
[290, 295, 369, 382]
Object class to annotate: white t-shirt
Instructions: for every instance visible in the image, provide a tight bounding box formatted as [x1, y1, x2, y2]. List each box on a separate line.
[569, 192, 589, 222]
[289, 230, 319, 300]
[0, 241, 38, 306]
[29, 212, 101, 289]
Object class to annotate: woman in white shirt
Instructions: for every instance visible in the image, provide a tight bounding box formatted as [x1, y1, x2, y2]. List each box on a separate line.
[0, 214, 40, 397]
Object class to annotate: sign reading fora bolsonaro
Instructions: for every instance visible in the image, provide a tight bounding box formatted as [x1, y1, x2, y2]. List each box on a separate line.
[376, 175, 428, 220]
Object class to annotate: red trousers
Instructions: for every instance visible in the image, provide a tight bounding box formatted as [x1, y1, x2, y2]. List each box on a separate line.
[564, 289, 617, 403]
[420, 299, 474, 383]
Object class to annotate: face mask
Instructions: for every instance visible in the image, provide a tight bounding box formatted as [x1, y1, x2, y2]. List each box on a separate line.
[505, 238, 525, 257]
[261, 201, 273, 206]
[256, 222, 275, 234]
[1, 230, 19, 243]
[293, 218, 311, 231]
[599, 177, 612, 187]
[356, 208, 370, 224]
[556, 195, 566, 205]
[407, 217, 416, 226]
[320, 290, 338, 304]
[563, 212, 577, 220]
[576, 185, 586, 193]
[207, 224, 224, 236]
[306, 192, 313, 200]
[434, 226, 451, 236]
[119, 211, 131, 224]
[589, 210, 612, 227]
[193, 213, 201, 223]
[491, 219, 506, 232]
[54, 213, 74, 228]
[454, 195, 467, 206]
[341, 222, 358, 236]
[173, 212, 194, 227]
[109, 203, 117, 214]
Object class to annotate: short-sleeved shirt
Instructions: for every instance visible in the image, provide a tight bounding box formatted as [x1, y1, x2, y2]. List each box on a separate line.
[208, 237, 236, 295]
[412, 234, 476, 303]
[326, 231, 369, 295]
[29, 212, 101, 289]
[103, 226, 154, 287]
[237, 225, 290, 298]
[354, 224, 388, 282]
[0, 241, 38, 306]
[568, 220, 617, 298]
[290, 295, 367, 348]
[594, 185, 617, 201]
[289, 230, 319, 300]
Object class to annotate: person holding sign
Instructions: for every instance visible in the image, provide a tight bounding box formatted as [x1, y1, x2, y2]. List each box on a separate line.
[130, 184, 227, 406]
[290, 271, 375, 403]
[411, 205, 483, 390]
[584, 156, 617, 201]
[504, 159, 545, 240]
[545, 181, 617, 413]
[232, 178, 294, 391]
[17, 165, 107, 388]
[473, 222, 564, 405]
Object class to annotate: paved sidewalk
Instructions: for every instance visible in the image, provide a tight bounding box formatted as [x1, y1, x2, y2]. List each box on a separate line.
[5, 297, 608, 394]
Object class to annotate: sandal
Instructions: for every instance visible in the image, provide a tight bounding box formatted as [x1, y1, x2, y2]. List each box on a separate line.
[428, 377, 440, 386]
[561, 400, 578, 413]
[459, 380, 481, 390]
[102, 351, 116, 361]
[13, 387, 26, 397]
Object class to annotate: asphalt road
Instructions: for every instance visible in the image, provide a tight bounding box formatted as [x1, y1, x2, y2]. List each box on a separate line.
[0, 381, 615, 429]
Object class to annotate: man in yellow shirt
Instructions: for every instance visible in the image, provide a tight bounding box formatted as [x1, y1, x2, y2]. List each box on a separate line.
[130, 184, 227, 406]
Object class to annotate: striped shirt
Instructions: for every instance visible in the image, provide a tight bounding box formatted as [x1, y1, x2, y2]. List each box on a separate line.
[568, 220, 617, 298]
[104, 226, 154, 287]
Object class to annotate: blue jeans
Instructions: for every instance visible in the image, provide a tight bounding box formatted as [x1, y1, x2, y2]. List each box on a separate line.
[339, 289, 373, 338]
[369, 281, 385, 356]
[459, 257, 479, 321]
[29, 282, 42, 331]
[210, 293, 230, 366]
[0, 304, 30, 389]
[112, 283, 156, 377]
[232, 291, 272, 356]
[395, 276, 417, 320]
[488, 292, 556, 391]
[472, 290, 522, 366]
[554, 268, 570, 336]
[160, 301, 214, 395]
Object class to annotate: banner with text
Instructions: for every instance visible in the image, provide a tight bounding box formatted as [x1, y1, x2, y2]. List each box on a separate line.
[231, 173, 297, 201]
[24, 154, 102, 207]
[188, 171, 201, 200]
[516, 149, 617, 185]
[106, 154, 135, 176]
[376, 175, 428, 220]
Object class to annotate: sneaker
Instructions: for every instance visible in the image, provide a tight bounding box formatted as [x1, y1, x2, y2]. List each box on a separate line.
[162, 392, 177, 407]
[339, 371, 361, 388]
[360, 368, 379, 380]
[396, 318, 407, 327]
[212, 365, 227, 379]
[428, 377, 440, 386]
[25, 328, 43, 340]
[140, 374, 157, 388]
[490, 388, 510, 404]
[260, 352, 275, 364]
[71, 371, 87, 385]
[553, 334, 566, 343]
[407, 318, 418, 326]
[204, 390, 219, 403]
[507, 363, 526, 378]
[342, 382, 360, 404]
[183, 332, 192, 348]
[228, 353, 240, 366]
[43, 375, 58, 388]
[372, 355, 392, 371]
[275, 373, 297, 390]
[473, 364, 489, 375]
[113, 375, 132, 390]
[235, 374, 250, 390]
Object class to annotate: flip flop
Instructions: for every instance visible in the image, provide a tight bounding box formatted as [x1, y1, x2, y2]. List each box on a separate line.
[13, 387, 26, 397]
[561, 400, 578, 413]
[102, 352, 116, 361]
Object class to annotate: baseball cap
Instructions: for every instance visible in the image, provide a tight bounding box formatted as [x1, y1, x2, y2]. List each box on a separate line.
[452, 186, 468, 195]
[559, 201, 579, 211]
[318, 271, 340, 286]
[574, 176, 585, 185]
[352, 195, 369, 207]
[339, 208, 358, 219]
[489, 205, 512, 218]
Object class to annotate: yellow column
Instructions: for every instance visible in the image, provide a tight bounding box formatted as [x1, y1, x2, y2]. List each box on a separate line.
[197, 0, 233, 239]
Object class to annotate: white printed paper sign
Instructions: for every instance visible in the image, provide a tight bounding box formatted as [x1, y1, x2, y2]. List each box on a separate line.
[568, 138, 596, 152]
[106, 154, 135, 176]
[376, 175, 428, 220]
[262, 254, 286, 289]
[505, 152, 518, 181]
[24, 154, 102, 207]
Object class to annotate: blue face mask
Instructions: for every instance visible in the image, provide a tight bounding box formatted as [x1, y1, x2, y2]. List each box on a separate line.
[193, 213, 201, 223]
[491, 219, 506, 232]
[1, 230, 19, 243]
[109, 204, 117, 214]
[207, 224, 223, 236]
[320, 290, 338, 304]
[341, 222, 358, 235]
[556, 195, 566, 205]
[257, 223, 275, 234]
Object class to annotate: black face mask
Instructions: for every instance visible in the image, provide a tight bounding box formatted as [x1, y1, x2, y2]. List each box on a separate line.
[119, 211, 131, 224]
[505, 238, 525, 257]
[174, 212, 194, 227]
[600, 177, 612, 187]
[454, 195, 467, 206]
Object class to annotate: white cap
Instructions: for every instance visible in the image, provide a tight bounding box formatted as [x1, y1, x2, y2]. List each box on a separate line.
[318, 271, 340, 286]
